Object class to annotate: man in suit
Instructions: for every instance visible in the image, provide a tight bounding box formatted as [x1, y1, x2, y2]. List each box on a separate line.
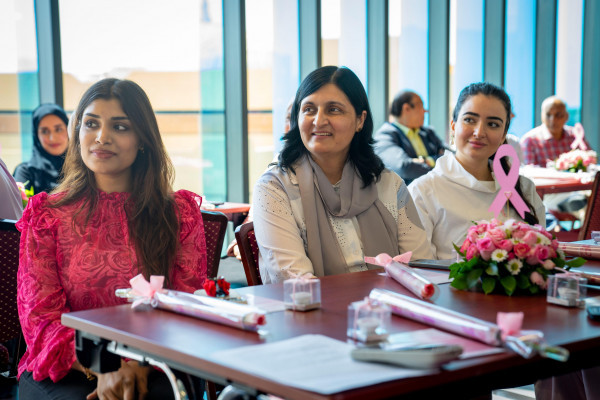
[374, 91, 445, 184]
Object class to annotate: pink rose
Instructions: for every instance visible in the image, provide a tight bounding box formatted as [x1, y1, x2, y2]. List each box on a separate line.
[539, 230, 553, 241]
[466, 244, 479, 261]
[513, 243, 531, 259]
[460, 239, 472, 254]
[512, 227, 527, 240]
[487, 228, 507, 245]
[542, 259, 555, 270]
[480, 250, 492, 261]
[534, 245, 550, 263]
[476, 237, 495, 253]
[497, 239, 514, 252]
[522, 231, 539, 246]
[530, 271, 548, 289]
[551, 239, 559, 250]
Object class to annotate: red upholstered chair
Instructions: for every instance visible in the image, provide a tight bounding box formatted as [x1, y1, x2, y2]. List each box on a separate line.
[0, 219, 24, 380]
[200, 210, 229, 279]
[234, 222, 262, 286]
[579, 173, 600, 241]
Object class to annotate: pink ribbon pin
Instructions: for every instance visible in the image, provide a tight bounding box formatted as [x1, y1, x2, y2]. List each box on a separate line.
[570, 123, 588, 151]
[489, 144, 530, 219]
[129, 274, 165, 308]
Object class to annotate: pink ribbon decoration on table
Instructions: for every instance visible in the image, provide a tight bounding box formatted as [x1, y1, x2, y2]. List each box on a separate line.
[570, 123, 588, 150]
[496, 312, 523, 340]
[129, 274, 166, 308]
[364, 251, 412, 266]
[489, 144, 530, 219]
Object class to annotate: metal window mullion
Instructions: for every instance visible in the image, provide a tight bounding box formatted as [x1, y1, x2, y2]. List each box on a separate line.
[298, 0, 321, 80]
[534, 0, 557, 126]
[581, 0, 600, 151]
[428, 0, 450, 140]
[483, 0, 505, 86]
[366, 0, 388, 131]
[34, 0, 63, 106]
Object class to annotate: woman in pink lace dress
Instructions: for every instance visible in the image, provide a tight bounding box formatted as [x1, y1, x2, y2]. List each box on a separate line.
[17, 79, 207, 400]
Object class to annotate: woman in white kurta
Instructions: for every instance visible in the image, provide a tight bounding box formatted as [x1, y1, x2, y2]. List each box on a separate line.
[408, 82, 545, 260]
[253, 66, 432, 284]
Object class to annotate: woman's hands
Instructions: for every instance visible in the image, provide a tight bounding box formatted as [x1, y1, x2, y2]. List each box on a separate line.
[86, 360, 151, 400]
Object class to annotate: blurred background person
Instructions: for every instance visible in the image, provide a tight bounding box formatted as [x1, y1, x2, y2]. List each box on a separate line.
[0, 156, 22, 219]
[374, 90, 445, 185]
[13, 104, 69, 194]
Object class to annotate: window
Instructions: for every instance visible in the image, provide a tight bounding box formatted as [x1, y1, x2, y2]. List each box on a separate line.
[59, 0, 226, 199]
[245, 0, 299, 200]
[449, 0, 483, 109]
[388, 0, 429, 124]
[321, 0, 367, 87]
[555, 0, 584, 126]
[504, 0, 535, 136]
[0, 0, 38, 173]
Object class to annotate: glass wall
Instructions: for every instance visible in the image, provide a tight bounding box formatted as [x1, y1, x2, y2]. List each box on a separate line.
[0, 0, 38, 173]
[449, 0, 483, 110]
[59, 0, 226, 199]
[504, 0, 536, 137]
[321, 0, 367, 87]
[555, 0, 584, 126]
[245, 0, 299, 200]
[388, 0, 429, 125]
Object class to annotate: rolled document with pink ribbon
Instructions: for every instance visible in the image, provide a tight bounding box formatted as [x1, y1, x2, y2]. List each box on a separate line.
[369, 288, 502, 346]
[365, 253, 439, 301]
[558, 242, 600, 260]
[118, 274, 266, 332]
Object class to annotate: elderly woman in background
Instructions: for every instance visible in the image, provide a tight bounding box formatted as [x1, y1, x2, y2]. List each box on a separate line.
[253, 66, 432, 284]
[14, 104, 70, 194]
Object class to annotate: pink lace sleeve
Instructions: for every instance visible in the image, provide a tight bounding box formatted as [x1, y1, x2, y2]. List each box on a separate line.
[172, 190, 207, 292]
[16, 193, 77, 382]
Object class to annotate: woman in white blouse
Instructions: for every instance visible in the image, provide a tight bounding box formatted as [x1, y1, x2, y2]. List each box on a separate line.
[408, 82, 545, 260]
[253, 66, 432, 283]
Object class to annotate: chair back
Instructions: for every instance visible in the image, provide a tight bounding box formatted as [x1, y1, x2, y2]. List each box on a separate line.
[579, 173, 600, 240]
[234, 222, 262, 286]
[0, 219, 23, 378]
[201, 210, 229, 279]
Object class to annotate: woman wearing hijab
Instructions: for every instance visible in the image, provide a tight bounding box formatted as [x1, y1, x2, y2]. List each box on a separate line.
[13, 104, 69, 194]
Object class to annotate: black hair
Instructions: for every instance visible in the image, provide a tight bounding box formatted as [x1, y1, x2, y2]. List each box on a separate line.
[278, 66, 384, 187]
[453, 82, 539, 225]
[390, 90, 418, 117]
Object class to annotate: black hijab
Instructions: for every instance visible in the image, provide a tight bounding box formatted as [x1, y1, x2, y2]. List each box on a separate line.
[13, 104, 69, 193]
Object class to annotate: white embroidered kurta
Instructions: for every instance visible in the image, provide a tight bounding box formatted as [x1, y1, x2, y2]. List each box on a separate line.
[253, 167, 432, 283]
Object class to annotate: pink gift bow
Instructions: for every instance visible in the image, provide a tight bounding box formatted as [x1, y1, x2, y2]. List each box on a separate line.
[364, 251, 412, 267]
[352, 296, 387, 341]
[489, 144, 530, 219]
[129, 274, 166, 308]
[496, 311, 523, 340]
[570, 123, 588, 151]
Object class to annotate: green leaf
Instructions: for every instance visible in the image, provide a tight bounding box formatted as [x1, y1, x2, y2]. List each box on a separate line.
[553, 257, 565, 268]
[517, 274, 531, 289]
[466, 268, 483, 289]
[451, 275, 468, 290]
[485, 263, 499, 276]
[481, 277, 496, 294]
[529, 285, 540, 294]
[566, 257, 586, 269]
[453, 243, 465, 257]
[500, 276, 517, 295]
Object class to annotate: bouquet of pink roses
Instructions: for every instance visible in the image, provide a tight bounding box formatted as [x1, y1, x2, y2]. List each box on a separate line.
[553, 150, 597, 172]
[450, 219, 585, 295]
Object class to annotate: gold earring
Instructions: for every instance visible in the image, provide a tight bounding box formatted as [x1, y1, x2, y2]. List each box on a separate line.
[139, 146, 145, 153]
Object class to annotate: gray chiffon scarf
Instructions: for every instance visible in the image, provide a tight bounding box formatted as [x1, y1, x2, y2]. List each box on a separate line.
[291, 154, 399, 277]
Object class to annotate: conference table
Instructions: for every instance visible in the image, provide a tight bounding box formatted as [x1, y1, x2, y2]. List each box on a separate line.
[520, 166, 596, 199]
[201, 202, 250, 228]
[62, 262, 600, 400]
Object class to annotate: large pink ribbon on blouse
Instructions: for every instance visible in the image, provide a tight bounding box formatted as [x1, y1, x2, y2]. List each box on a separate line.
[570, 123, 588, 151]
[489, 144, 530, 219]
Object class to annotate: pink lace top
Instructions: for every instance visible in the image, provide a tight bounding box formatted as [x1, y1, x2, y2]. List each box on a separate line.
[16, 189, 207, 382]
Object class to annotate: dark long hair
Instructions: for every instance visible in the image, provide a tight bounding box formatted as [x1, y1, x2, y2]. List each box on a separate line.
[453, 82, 539, 225]
[52, 78, 179, 286]
[279, 66, 384, 187]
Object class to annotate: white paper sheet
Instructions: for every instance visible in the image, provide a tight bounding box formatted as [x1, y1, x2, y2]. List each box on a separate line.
[210, 334, 428, 395]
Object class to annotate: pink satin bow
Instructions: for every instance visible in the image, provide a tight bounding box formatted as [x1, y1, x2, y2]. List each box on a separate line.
[130, 274, 165, 308]
[364, 251, 412, 267]
[489, 144, 530, 219]
[570, 123, 588, 151]
[497, 311, 523, 340]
